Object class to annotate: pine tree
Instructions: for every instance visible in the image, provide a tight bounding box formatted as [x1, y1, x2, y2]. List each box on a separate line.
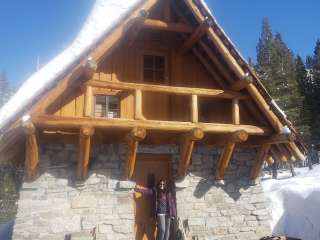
[255, 20, 306, 136]
[306, 40, 320, 141]
[295, 55, 312, 140]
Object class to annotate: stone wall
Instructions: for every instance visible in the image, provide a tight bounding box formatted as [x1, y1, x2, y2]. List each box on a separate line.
[12, 144, 271, 240]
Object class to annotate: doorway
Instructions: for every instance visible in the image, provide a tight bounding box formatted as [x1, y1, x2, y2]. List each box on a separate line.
[132, 154, 172, 240]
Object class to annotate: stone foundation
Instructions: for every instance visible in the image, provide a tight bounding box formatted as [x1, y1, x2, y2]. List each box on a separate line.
[12, 144, 271, 240]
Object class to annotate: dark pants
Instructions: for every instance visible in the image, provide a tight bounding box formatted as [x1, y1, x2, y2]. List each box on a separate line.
[157, 214, 171, 240]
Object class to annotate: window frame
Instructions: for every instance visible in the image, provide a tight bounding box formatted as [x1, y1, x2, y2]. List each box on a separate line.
[140, 51, 169, 85]
[93, 89, 122, 119]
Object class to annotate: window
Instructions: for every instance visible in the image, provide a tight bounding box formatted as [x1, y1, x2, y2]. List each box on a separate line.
[94, 95, 120, 118]
[143, 55, 166, 83]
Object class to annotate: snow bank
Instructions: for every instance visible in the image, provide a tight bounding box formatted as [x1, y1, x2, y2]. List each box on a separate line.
[262, 165, 320, 240]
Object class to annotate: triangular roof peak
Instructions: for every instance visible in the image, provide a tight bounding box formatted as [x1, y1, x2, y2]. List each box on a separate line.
[0, 0, 306, 159]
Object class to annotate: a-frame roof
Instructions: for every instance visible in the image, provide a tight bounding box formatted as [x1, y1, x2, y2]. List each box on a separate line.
[0, 0, 306, 159]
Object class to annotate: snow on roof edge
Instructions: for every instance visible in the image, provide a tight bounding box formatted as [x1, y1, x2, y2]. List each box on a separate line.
[0, 0, 141, 131]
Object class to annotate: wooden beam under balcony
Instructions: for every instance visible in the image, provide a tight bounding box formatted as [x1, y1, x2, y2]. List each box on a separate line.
[230, 73, 254, 91]
[33, 115, 272, 136]
[76, 126, 94, 179]
[250, 143, 271, 179]
[125, 128, 146, 179]
[22, 121, 39, 179]
[142, 19, 194, 33]
[87, 80, 248, 100]
[215, 130, 248, 180]
[179, 128, 204, 176]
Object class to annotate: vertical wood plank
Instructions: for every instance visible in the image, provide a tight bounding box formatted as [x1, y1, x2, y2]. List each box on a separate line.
[134, 89, 145, 120]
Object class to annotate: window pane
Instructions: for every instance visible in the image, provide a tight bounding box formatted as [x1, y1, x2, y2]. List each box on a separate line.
[154, 56, 164, 69]
[154, 71, 165, 83]
[143, 55, 154, 69]
[143, 69, 153, 82]
[95, 95, 119, 118]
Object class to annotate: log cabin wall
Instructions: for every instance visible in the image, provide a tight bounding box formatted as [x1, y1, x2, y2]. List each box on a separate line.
[52, 28, 257, 126]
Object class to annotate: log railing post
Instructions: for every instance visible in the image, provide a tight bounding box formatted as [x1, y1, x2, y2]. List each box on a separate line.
[22, 120, 39, 179]
[191, 94, 198, 123]
[134, 89, 146, 120]
[232, 98, 240, 125]
[77, 126, 94, 179]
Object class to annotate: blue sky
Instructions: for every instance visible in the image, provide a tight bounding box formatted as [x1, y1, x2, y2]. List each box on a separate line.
[1, 0, 320, 88]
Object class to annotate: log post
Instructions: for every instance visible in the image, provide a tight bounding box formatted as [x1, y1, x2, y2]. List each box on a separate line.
[191, 94, 198, 123]
[179, 128, 204, 176]
[134, 89, 146, 120]
[84, 86, 93, 117]
[250, 143, 271, 179]
[76, 126, 94, 179]
[22, 120, 39, 179]
[232, 98, 240, 125]
[215, 130, 248, 180]
[125, 127, 146, 179]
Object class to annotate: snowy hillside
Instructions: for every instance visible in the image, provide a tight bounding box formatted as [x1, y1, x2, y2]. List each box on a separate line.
[262, 165, 320, 240]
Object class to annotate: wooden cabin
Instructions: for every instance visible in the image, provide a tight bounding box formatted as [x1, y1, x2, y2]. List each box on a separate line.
[0, 0, 306, 239]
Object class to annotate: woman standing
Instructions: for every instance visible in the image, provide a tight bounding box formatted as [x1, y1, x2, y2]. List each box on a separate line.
[135, 179, 176, 240]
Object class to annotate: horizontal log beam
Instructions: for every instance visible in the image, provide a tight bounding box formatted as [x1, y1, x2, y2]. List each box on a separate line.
[142, 19, 194, 33]
[88, 80, 248, 100]
[33, 115, 272, 136]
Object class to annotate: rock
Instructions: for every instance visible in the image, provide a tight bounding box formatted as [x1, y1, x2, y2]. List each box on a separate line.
[71, 193, 97, 209]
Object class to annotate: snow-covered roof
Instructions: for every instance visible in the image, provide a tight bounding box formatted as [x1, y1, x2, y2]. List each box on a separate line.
[0, 0, 141, 131]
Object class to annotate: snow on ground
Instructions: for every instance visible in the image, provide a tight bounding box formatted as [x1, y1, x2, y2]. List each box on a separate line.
[262, 164, 320, 240]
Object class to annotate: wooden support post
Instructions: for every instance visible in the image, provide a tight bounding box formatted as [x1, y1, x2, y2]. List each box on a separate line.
[250, 143, 271, 179]
[22, 121, 39, 179]
[232, 98, 240, 125]
[287, 142, 305, 161]
[179, 128, 204, 176]
[125, 127, 146, 179]
[191, 94, 198, 123]
[215, 130, 248, 180]
[76, 126, 94, 179]
[179, 19, 209, 54]
[134, 89, 146, 120]
[270, 146, 287, 162]
[84, 86, 93, 117]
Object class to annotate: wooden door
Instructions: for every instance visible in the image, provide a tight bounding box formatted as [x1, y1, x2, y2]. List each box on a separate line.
[132, 154, 171, 240]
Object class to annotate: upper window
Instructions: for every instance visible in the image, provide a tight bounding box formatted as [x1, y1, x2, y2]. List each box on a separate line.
[94, 95, 120, 118]
[143, 55, 166, 83]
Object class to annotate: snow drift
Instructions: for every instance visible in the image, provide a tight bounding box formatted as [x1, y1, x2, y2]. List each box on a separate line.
[262, 165, 320, 240]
